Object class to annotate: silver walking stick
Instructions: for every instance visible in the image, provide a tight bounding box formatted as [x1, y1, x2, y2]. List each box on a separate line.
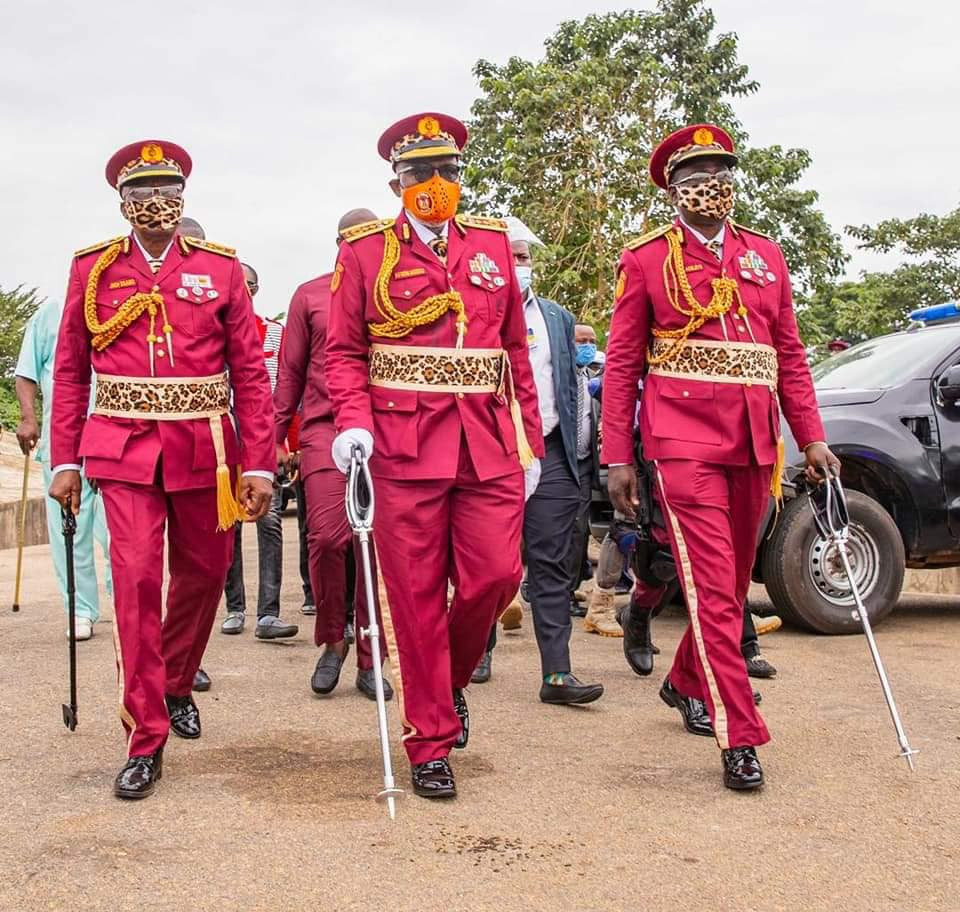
[345, 444, 404, 817]
[807, 474, 917, 770]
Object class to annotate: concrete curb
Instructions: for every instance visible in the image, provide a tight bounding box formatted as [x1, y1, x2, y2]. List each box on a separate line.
[0, 496, 48, 550]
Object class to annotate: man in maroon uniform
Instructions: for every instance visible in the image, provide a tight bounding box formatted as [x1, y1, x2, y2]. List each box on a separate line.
[603, 124, 839, 791]
[325, 113, 543, 799]
[49, 140, 274, 800]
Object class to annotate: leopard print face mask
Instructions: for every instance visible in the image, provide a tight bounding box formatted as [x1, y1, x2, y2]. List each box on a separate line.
[671, 174, 734, 221]
[122, 195, 184, 232]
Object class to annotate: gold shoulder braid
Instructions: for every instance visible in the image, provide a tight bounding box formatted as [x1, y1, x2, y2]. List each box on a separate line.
[648, 227, 745, 366]
[84, 242, 173, 375]
[369, 228, 468, 348]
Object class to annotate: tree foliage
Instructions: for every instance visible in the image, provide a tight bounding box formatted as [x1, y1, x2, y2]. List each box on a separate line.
[464, 1, 845, 330]
[0, 284, 42, 379]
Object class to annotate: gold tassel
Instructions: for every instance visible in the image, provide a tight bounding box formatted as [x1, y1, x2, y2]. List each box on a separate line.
[770, 436, 786, 507]
[510, 397, 536, 470]
[216, 464, 239, 531]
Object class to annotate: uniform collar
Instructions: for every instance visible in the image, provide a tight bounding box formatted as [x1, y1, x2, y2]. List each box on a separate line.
[678, 214, 725, 249]
[404, 210, 449, 243]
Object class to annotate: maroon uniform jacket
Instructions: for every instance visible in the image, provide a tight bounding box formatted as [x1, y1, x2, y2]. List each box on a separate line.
[601, 219, 825, 468]
[325, 212, 544, 481]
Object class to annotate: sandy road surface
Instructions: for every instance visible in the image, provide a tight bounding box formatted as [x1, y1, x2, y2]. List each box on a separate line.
[1, 517, 958, 912]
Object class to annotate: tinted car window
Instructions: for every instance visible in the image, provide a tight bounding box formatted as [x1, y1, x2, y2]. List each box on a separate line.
[812, 332, 953, 388]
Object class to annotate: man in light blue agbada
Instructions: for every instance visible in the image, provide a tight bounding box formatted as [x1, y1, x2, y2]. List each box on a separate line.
[15, 295, 112, 640]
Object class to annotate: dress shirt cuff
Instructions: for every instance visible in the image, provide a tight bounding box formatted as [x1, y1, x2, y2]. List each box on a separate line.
[242, 470, 275, 481]
[51, 464, 81, 475]
[607, 463, 630, 467]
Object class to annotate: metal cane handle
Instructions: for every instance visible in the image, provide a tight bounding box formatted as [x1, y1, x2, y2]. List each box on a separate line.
[345, 444, 375, 532]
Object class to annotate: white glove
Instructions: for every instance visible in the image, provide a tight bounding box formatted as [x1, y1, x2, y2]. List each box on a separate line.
[331, 428, 374, 474]
[523, 458, 542, 501]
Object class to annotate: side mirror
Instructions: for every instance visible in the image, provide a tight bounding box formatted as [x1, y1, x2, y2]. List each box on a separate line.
[938, 365, 960, 403]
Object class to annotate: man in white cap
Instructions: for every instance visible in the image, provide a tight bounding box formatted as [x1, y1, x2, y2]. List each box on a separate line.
[479, 216, 604, 704]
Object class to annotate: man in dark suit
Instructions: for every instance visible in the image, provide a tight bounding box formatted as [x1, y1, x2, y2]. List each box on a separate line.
[492, 218, 604, 704]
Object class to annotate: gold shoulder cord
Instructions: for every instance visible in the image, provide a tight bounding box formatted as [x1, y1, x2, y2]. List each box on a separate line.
[84, 242, 173, 373]
[648, 228, 745, 366]
[369, 229, 468, 348]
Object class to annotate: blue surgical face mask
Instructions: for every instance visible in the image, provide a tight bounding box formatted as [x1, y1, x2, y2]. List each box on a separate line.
[515, 265, 533, 293]
[576, 342, 597, 367]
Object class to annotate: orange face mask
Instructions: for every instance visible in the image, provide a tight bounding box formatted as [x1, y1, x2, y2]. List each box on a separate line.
[402, 174, 461, 226]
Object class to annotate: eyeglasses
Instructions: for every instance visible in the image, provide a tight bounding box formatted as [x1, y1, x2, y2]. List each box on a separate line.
[670, 169, 734, 186]
[397, 163, 461, 183]
[122, 183, 184, 202]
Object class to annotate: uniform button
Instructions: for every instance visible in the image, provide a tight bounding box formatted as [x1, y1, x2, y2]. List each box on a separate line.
[682, 390, 690, 397]
[457, 392, 464, 400]
[157, 349, 165, 358]
[745, 381, 753, 388]
[404, 290, 412, 297]
[387, 401, 395, 408]
[152, 285, 160, 292]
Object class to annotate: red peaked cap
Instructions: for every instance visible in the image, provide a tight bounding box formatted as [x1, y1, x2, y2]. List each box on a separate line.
[649, 124, 737, 190]
[105, 140, 192, 191]
[377, 112, 468, 165]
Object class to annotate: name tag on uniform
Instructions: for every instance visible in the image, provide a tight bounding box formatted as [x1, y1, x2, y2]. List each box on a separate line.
[181, 273, 213, 288]
[527, 326, 539, 350]
[109, 278, 137, 289]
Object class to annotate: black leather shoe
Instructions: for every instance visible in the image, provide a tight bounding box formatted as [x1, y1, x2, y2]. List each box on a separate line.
[192, 668, 211, 692]
[659, 678, 713, 736]
[255, 616, 299, 639]
[722, 746, 764, 790]
[568, 597, 587, 618]
[344, 620, 355, 645]
[746, 655, 778, 679]
[753, 689, 762, 706]
[453, 688, 469, 749]
[356, 668, 394, 702]
[166, 694, 201, 739]
[470, 651, 492, 684]
[311, 647, 348, 695]
[114, 749, 163, 800]
[539, 673, 604, 705]
[411, 757, 456, 798]
[619, 602, 660, 677]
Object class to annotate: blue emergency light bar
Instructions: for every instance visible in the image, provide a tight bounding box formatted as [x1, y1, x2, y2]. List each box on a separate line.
[908, 303, 960, 325]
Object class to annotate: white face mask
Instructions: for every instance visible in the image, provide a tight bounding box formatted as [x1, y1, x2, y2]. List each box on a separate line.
[515, 265, 533, 293]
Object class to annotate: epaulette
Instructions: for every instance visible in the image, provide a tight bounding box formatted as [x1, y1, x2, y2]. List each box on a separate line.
[183, 236, 236, 257]
[455, 214, 508, 232]
[624, 224, 672, 250]
[731, 222, 774, 242]
[341, 218, 396, 243]
[74, 235, 127, 258]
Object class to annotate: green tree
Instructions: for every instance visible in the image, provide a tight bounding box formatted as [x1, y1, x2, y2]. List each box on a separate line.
[0, 284, 43, 430]
[464, 1, 845, 330]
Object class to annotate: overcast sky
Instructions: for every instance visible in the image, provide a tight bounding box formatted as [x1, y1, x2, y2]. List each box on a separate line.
[3, 0, 957, 317]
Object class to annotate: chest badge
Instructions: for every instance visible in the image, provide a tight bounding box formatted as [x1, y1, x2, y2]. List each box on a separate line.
[181, 273, 213, 288]
[468, 253, 500, 278]
[738, 250, 768, 277]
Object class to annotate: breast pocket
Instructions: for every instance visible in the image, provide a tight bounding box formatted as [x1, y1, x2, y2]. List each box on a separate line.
[465, 281, 508, 324]
[379, 275, 434, 322]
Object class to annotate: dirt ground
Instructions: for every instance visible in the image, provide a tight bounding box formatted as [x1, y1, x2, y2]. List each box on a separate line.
[1, 516, 958, 912]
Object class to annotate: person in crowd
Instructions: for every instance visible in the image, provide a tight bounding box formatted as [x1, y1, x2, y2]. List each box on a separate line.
[49, 140, 275, 799]
[324, 113, 543, 799]
[603, 123, 837, 791]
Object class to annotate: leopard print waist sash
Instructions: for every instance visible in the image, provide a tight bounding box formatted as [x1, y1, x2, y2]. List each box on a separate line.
[368, 344, 504, 394]
[647, 339, 778, 389]
[93, 372, 230, 420]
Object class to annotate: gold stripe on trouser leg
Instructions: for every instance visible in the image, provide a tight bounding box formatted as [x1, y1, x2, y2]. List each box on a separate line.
[655, 463, 730, 750]
[110, 616, 138, 755]
[370, 542, 419, 743]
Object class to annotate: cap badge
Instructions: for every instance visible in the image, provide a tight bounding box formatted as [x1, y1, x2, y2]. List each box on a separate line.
[418, 116, 441, 139]
[692, 127, 714, 146]
[141, 143, 164, 163]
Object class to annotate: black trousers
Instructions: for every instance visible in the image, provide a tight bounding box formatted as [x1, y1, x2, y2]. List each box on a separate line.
[524, 431, 581, 676]
[295, 477, 314, 605]
[563, 456, 593, 596]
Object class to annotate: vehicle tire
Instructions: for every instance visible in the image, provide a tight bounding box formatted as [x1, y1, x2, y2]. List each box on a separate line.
[762, 489, 904, 635]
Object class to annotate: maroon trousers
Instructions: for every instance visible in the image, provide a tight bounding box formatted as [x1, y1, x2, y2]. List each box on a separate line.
[302, 466, 372, 670]
[100, 480, 233, 758]
[372, 446, 524, 765]
[640, 459, 772, 750]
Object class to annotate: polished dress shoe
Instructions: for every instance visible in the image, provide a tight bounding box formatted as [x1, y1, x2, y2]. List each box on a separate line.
[619, 602, 660, 677]
[221, 611, 245, 635]
[470, 651, 492, 684]
[344, 621, 356, 645]
[255, 616, 298, 639]
[722, 746, 764, 790]
[753, 689, 762, 705]
[659, 678, 713, 736]
[311, 648, 348, 694]
[411, 757, 456, 798]
[114, 750, 163, 800]
[301, 601, 316, 616]
[539, 673, 604, 705]
[192, 668, 211, 692]
[746, 655, 778, 679]
[165, 694, 201, 739]
[453, 688, 469, 749]
[568, 597, 587, 618]
[356, 668, 394, 702]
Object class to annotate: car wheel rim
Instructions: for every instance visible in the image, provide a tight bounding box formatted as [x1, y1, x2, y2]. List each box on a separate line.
[807, 523, 881, 607]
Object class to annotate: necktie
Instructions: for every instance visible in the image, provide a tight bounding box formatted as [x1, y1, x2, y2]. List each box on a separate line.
[429, 237, 448, 263]
[705, 238, 722, 261]
[148, 258, 163, 274]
